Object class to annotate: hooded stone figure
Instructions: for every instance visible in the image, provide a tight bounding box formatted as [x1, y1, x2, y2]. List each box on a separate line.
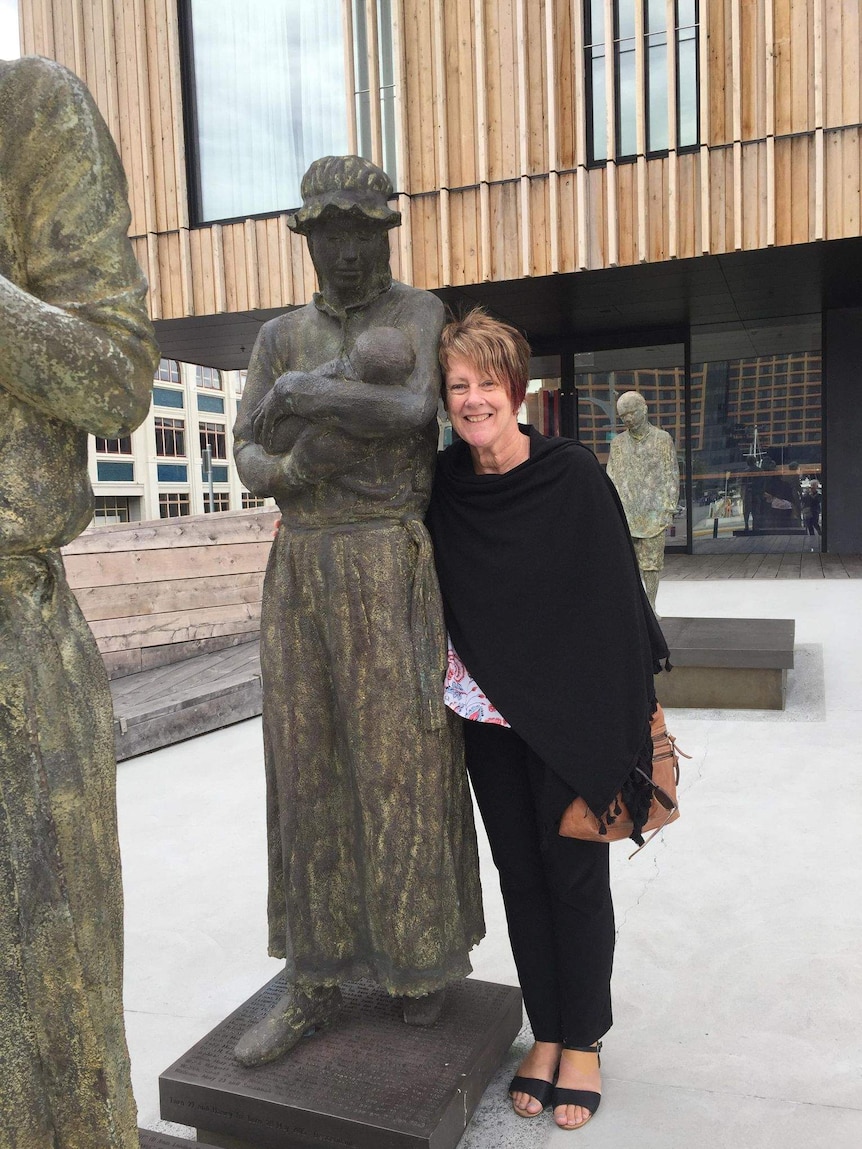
[232, 155, 484, 1066]
[0, 56, 158, 1149]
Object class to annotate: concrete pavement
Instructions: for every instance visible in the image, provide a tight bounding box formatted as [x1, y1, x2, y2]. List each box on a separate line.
[118, 577, 862, 1148]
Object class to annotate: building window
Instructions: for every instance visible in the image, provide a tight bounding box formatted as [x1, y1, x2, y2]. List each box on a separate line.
[96, 460, 135, 483]
[157, 463, 189, 483]
[353, 0, 398, 187]
[241, 492, 268, 509]
[198, 393, 225, 414]
[153, 386, 184, 409]
[95, 435, 132, 454]
[93, 496, 138, 525]
[203, 492, 231, 513]
[199, 421, 227, 460]
[585, 0, 699, 164]
[236, 371, 247, 396]
[156, 358, 181, 383]
[155, 417, 186, 457]
[159, 492, 191, 518]
[182, 0, 351, 222]
[196, 365, 222, 390]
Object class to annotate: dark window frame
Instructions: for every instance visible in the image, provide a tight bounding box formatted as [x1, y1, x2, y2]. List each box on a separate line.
[155, 416, 186, 458]
[585, 0, 700, 167]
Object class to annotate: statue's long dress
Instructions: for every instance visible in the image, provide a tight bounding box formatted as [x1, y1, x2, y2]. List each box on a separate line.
[0, 56, 158, 1149]
[0, 555, 138, 1149]
[261, 506, 485, 995]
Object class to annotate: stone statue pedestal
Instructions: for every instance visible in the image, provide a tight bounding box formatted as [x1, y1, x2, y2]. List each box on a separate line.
[159, 973, 522, 1149]
[140, 1132, 220, 1149]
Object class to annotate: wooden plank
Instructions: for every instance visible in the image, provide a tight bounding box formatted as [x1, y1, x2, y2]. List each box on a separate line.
[212, 224, 227, 313]
[752, 552, 783, 578]
[557, 171, 576, 271]
[488, 0, 518, 181]
[544, 0, 560, 272]
[365, 0, 383, 167]
[473, 0, 491, 279]
[515, 0, 531, 276]
[821, 554, 850, 579]
[555, 0, 575, 171]
[104, 632, 258, 681]
[813, 0, 825, 239]
[431, 0, 450, 283]
[617, 161, 635, 266]
[823, 0, 842, 127]
[90, 602, 262, 652]
[64, 541, 274, 589]
[775, 551, 803, 578]
[112, 642, 261, 711]
[163, 0, 188, 232]
[678, 152, 696, 259]
[73, 571, 266, 623]
[64, 510, 280, 553]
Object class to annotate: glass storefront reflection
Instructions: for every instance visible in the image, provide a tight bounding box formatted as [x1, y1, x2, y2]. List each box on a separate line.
[691, 352, 822, 550]
[445, 335, 822, 556]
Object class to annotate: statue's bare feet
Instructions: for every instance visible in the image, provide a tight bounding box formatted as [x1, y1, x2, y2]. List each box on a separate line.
[402, 987, 447, 1026]
[233, 984, 343, 1067]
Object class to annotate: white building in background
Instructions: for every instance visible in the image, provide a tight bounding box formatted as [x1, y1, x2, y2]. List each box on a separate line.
[88, 358, 272, 525]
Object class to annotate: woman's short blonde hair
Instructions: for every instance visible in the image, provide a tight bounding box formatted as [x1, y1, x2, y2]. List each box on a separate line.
[439, 308, 531, 410]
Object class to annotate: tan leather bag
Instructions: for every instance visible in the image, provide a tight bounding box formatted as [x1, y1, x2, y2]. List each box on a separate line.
[558, 702, 689, 857]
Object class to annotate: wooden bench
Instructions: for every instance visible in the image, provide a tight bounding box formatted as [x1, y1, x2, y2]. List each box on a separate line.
[63, 509, 277, 759]
[655, 616, 796, 710]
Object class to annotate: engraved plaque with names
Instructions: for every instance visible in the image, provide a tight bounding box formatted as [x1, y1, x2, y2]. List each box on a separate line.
[159, 975, 522, 1149]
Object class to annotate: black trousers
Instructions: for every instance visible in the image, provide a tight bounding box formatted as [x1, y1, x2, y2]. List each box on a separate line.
[463, 719, 614, 1046]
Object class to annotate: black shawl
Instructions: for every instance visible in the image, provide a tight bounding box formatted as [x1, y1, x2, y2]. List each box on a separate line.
[426, 426, 670, 837]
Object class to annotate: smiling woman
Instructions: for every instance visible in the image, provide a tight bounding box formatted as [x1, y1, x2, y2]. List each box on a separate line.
[0, 0, 19, 59]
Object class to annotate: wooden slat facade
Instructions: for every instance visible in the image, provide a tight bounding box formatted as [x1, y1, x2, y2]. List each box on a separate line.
[20, 0, 862, 318]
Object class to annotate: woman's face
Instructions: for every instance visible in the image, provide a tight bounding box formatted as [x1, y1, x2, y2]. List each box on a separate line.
[444, 356, 520, 455]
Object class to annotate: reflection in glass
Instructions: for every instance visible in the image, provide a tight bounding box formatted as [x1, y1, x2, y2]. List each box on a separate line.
[647, 33, 668, 153]
[615, 1, 637, 157]
[691, 352, 822, 550]
[590, 52, 608, 161]
[617, 0, 636, 39]
[617, 40, 638, 157]
[677, 25, 698, 148]
[188, 0, 348, 221]
[646, 0, 666, 34]
[353, 1, 372, 171]
[585, 1, 607, 163]
[677, 0, 697, 27]
[378, 0, 398, 183]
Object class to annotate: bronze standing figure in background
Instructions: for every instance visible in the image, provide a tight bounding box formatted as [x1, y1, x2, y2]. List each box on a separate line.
[607, 391, 680, 614]
[0, 57, 158, 1149]
[233, 156, 484, 1066]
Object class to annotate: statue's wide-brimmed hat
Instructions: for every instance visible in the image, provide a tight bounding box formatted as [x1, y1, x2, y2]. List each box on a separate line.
[287, 155, 401, 234]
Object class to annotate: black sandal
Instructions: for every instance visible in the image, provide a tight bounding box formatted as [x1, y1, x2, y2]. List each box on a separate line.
[508, 1074, 555, 1117]
[552, 1041, 602, 1130]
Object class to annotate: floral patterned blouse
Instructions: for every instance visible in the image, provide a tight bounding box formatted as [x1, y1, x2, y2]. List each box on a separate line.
[444, 636, 510, 726]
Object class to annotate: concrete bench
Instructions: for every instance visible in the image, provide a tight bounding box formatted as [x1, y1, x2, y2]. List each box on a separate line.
[655, 616, 795, 710]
